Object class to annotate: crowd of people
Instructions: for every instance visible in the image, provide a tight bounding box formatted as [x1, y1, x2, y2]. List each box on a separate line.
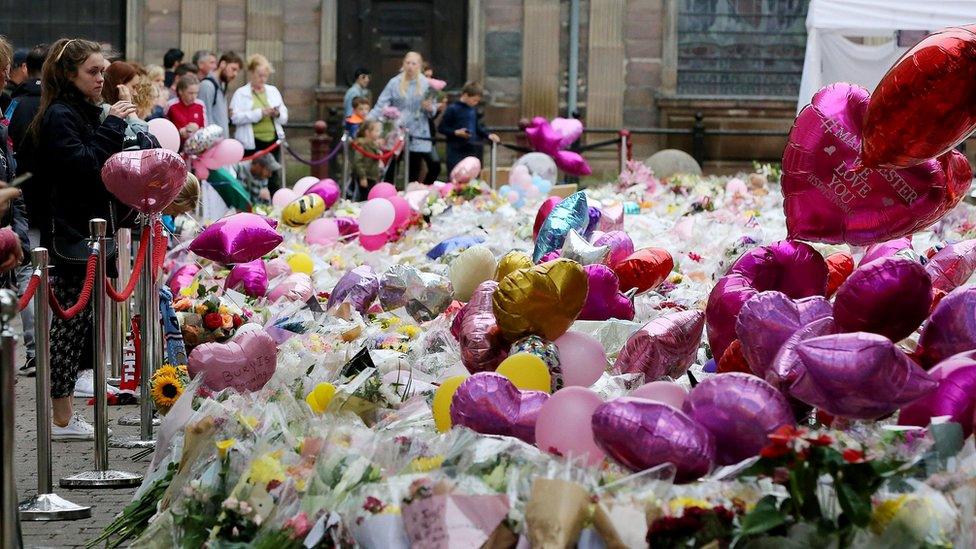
[0, 36, 501, 442]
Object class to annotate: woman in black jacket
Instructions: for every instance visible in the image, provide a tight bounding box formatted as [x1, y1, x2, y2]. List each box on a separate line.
[27, 38, 136, 440]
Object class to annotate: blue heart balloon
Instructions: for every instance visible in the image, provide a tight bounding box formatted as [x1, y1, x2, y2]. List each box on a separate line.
[532, 191, 589, 263]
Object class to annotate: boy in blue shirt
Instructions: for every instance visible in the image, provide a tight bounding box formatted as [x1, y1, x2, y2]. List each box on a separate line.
[438, 82, 499, 175]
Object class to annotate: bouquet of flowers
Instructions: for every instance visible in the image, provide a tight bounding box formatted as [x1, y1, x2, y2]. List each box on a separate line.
[381, 106, 402, 136]
[173, 292, 246, 349]
[150, 363, 190, 414]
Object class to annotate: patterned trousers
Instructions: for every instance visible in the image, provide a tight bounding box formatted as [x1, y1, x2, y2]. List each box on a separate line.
[50, 271, 93, 398]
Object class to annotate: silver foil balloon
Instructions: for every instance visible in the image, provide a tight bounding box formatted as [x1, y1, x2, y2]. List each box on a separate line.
[613, 310, 705, 380]
[533, 191, 590, 263]
[378, 264, 454, 322]
[561, 229, 610, 266]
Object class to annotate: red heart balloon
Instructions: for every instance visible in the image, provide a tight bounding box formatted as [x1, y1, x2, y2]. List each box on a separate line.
[613, 248, 673, 294]
[862, 25, 976, 169]
[782, 83, 971, 246]
[824, 252, 854, 297]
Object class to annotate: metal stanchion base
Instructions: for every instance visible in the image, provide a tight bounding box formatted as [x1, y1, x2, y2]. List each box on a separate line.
[106, 377, 121, 387]
[117, 414, 160, 427]
[59, 470, 143, 489]
[18, 493, 92, 521]
[108, 436, 155, 449]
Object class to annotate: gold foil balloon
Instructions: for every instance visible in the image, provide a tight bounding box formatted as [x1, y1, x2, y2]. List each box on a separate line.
[494, 250, 533, 282]
[281, 194, 325, 227]
[450, 245, 498, 302]
[492, 258, 588, 341]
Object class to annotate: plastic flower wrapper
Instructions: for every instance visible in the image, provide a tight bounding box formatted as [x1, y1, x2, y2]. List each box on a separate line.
[523, 459, 603, 549]
[395, 475, 511, 549]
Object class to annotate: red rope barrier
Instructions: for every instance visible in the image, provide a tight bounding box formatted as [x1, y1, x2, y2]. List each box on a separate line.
[49, 254, 98, 320]
[241, 141, 281, 162]
[350, 138, 402, 161]
[106, 221, 167, 302]
[18, 273, 39, 312]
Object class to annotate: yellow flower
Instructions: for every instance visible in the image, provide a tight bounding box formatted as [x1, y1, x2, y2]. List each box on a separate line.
[218, 305, 229, 314]
[216, 438, 236, 459]
[180, 280, 200, 297]
[382, 504, 401, 515]
[871, 495, 909, 535]
[247, 451, 286, 486]
[397, 325, 421, 339]
[409, 455, 445, 473]
[154, 364, 178, 379]
[239, 415, 259, 430]
[194, 304, 208, 315]
[150, 374, 183, 408]
[668, 497, 712, 514]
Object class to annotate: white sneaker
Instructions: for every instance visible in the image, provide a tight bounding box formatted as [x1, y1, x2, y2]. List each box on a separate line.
[73, 369, 118, 398]
[52, 414, 95, 441]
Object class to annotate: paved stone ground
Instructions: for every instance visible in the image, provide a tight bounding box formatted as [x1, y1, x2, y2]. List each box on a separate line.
[10, 318, 150, 549]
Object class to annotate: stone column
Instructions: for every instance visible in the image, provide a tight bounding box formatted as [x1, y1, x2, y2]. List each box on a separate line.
[585, 0, 625, 128]
[661, 0, 678, 93]
[125, 0, 143, 62]
[521, 0, 560, 118]
[467, 0, 485, 84]
[180, 0, 218, 55]
[319, 0, 337, 88]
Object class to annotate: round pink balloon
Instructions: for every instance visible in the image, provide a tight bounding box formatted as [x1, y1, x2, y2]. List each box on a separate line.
[554, 331, 607, 387]
[293, 176, 319, 195]
[359, 232, 388, 251]
[359, 198, 396, 236]
[450, 156, 482, 184]
[101, 149, 187, 215]
[272, 188, 299, 209]
[535, 387, 606, 466]
[306, 179, 341, 208]
[368, 182, 398, 200]
[386, 195, 413, 231]
[147, 118, 181, 153]
[629, 381, 688, 409]
[267, 273, 314, 303]
[209, 138, 245, 167]
[305, 218, 340, 245]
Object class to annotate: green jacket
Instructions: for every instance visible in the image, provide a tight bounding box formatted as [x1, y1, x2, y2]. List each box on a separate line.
[352, 139, 383, 181]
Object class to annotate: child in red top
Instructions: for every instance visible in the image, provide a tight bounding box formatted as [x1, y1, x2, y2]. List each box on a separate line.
[166, 73, 207, 142]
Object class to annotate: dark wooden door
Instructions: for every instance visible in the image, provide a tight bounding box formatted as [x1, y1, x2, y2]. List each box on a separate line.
[0, 0, 126, 54]
[337, 0, 467, 97]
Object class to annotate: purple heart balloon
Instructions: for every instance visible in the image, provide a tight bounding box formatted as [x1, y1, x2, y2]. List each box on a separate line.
[225, 259, 269, 297]
[917, 287, 976, 369]
[683, 373, 794, 465]
[457, 281, 510, 373]
[592, 231, 635, 268]
[767, 316, 837, 392]
[326, 265, 379, 313]
[591, 397, 714, 482]
[584, 206, 602, 239]
[899, 350, 976, 436]
[833, 256, 931, 342]
[579, 264, 635, 321]
[787, 332, 937, 419]
[706, 240, 827, 360]
[334, 216, 360, 238]
[860, 236, 912, 266]
[614, 310, 704, 380]
[925, 239, 976, 294]
[450, 372, 548, 444]
[735, 291, 833, 378]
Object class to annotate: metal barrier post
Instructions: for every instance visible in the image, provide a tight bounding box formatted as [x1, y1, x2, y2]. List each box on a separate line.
[490, 140, 498, 190]
[0, 289, 22, 547]
[19, 249, 92, 520]
[341, 133, 351, 198]
[692, 112, 706, 166]
[618, 130, 629, 174]
[60, 219, 143, 488]
[109, 228, 131, 385]
[402, 132, 411, 189]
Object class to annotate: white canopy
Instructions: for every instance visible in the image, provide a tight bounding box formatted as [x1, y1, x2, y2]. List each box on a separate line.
[798, 0, 976, 110]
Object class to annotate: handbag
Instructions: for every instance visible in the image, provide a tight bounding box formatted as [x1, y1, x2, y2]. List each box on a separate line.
[50, 218, 118, 266]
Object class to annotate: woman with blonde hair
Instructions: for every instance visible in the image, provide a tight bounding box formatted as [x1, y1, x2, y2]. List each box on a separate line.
[369, 51, 440, 184]
[230, 53, 287, 193]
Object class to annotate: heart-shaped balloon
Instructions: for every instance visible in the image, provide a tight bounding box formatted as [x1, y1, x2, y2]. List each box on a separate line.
[735, 292, 833, 378]
[781, 83, 971, 245]
[833, 256, 932, 343]
[450, 372, 548, 444]
[550, 117, 584, 149]
[187, 329, 277, 392]
[706, 240, 827, 360]
[378, 265, 454, 322]
[766, 317, 837, 393]
[305, 179, 341, 208]
[101, 149, 187, 215]
[786, 332, 937, 420]
[591, 398, 714, 482]
[327, 265, 379, 313]
[458, 281, 510, 373]
[494, 250, 533, 282]
[533, 197, 561, 240]
[533, 191, 589, 263]
[824, 252, 854, 297]
[613, 248, 673, 294]
[579, 264, 635, 321]
[899, 350, 976, 436]
[225, 259, 268, 297]
[926, 239, 976, 295]
[168, 263, 200, 295]
[267, 273, 314, 303]
[592, 231, 634, 268]
[613, 310, 704, 380]
[449, 245, 497, 302]
[860, 237, 912, 266]
[450, 156, 482, 184]
[492, 259, 588, 341]
[862, 25, 976, 169]
[917, 287, 976, 369]
[190, 213, 283, 264]
[683, 373, 795, 466]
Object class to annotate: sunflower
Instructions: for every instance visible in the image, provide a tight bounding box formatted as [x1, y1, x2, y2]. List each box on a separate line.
[154, 364, 179, 379]
[151, 373, 184, 409]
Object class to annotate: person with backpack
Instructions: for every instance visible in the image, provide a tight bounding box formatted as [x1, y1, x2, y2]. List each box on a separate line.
[198, 51, 242, 138]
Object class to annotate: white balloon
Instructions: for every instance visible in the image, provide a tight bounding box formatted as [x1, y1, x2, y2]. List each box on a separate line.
[293, 176, 319, 195]
[449, 245, 497, 301]
[358, 198, 396, 236]
[513, 152, 558, 185]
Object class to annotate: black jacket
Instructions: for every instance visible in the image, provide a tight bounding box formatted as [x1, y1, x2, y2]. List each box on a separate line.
[438, 101, 490, 148]
[34, 97, 134, 266]
[7, 78, 41, 155]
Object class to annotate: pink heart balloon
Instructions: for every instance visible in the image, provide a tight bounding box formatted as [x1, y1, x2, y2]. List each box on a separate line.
[579, 264, 635, 321]
[833, 256, 932, 343]
[101, 149, 187, 215]
[190, 213, 283, 264]
[457, 281, 510, 373]
[613, 310, 705, 380]
[267, 273, 314, 303]
[917, 287, 976, 369]
[450, 372, 549, 444]
[592, 231, 635, 268]
[926, 239, 976, 295]
[781, 83, 971, 246]
[450, 156, 482, 184]
[550, 117, 584, 149]
[899, 350, 976, 436]
[225, 259, 268, 297]
[187, 329, 277, 392]
[305, 179, 341, 208]
[767, 317, 838, 393]
[735, 291, 833, 378]
[787, 332, 937, 420]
